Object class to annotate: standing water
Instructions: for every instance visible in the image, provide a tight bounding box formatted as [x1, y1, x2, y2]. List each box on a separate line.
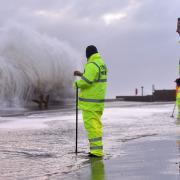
[0, 102, 179, 179]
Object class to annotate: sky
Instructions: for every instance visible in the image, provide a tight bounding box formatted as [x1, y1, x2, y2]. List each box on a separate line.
[0, 0, 180, 98]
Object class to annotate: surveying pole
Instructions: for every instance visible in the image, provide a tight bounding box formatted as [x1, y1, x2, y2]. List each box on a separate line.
[75, 87, 78, 154]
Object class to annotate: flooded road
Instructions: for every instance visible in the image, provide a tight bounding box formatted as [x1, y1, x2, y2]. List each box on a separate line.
[0, 102, 179, 179]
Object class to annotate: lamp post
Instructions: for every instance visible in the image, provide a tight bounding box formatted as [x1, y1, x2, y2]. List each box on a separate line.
[152, 84, 155, 94]
[141, 86, 144, 96]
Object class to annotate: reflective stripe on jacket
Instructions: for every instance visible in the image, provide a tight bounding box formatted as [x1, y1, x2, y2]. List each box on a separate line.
[76, 53, 107, 111]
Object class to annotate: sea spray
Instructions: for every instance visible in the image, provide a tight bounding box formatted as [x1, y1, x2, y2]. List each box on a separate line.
[0, 24, 82, 107]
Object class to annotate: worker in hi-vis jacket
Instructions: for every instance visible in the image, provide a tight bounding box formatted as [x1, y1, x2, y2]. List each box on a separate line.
[73, 45, 107, 157]
[175, 78, 180, 119]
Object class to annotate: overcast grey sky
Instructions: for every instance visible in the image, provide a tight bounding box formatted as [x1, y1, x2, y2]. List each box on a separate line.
[0, 0, 180, 97]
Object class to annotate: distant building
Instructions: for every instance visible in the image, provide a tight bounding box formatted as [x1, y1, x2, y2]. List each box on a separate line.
[152, 89, 175, 101]
[116, 89, 175, 102]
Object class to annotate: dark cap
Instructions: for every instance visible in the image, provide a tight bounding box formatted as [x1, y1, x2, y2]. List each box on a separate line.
[86, 45, 98, 59]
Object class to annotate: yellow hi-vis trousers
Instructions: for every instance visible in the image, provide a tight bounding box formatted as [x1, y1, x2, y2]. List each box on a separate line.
[82, 110, 103, 156]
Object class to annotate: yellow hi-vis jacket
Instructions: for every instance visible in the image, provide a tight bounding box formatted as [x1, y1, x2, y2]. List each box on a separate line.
[75, 53, 107, 111]
[176, 87, 180, 105]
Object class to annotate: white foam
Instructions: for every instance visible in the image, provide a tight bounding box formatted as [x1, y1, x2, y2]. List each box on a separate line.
[0, 23, 82, 107]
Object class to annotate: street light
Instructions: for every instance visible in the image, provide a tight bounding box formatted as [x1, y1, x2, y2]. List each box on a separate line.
[141, 86, 144, 96]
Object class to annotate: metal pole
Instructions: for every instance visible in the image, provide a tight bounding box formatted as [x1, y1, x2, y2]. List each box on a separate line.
[171, 103, 176, 118]
[152, 84, 155, 94]
[141, 86, 144, 96]
[75, 87, 78, 154]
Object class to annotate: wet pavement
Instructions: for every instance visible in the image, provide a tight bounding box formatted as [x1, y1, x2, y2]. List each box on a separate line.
[0, 102, 179, 179]
[65, 137, 180, 180]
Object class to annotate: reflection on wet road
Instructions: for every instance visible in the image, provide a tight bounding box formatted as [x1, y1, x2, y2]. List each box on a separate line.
[90, 158, 105, 180]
